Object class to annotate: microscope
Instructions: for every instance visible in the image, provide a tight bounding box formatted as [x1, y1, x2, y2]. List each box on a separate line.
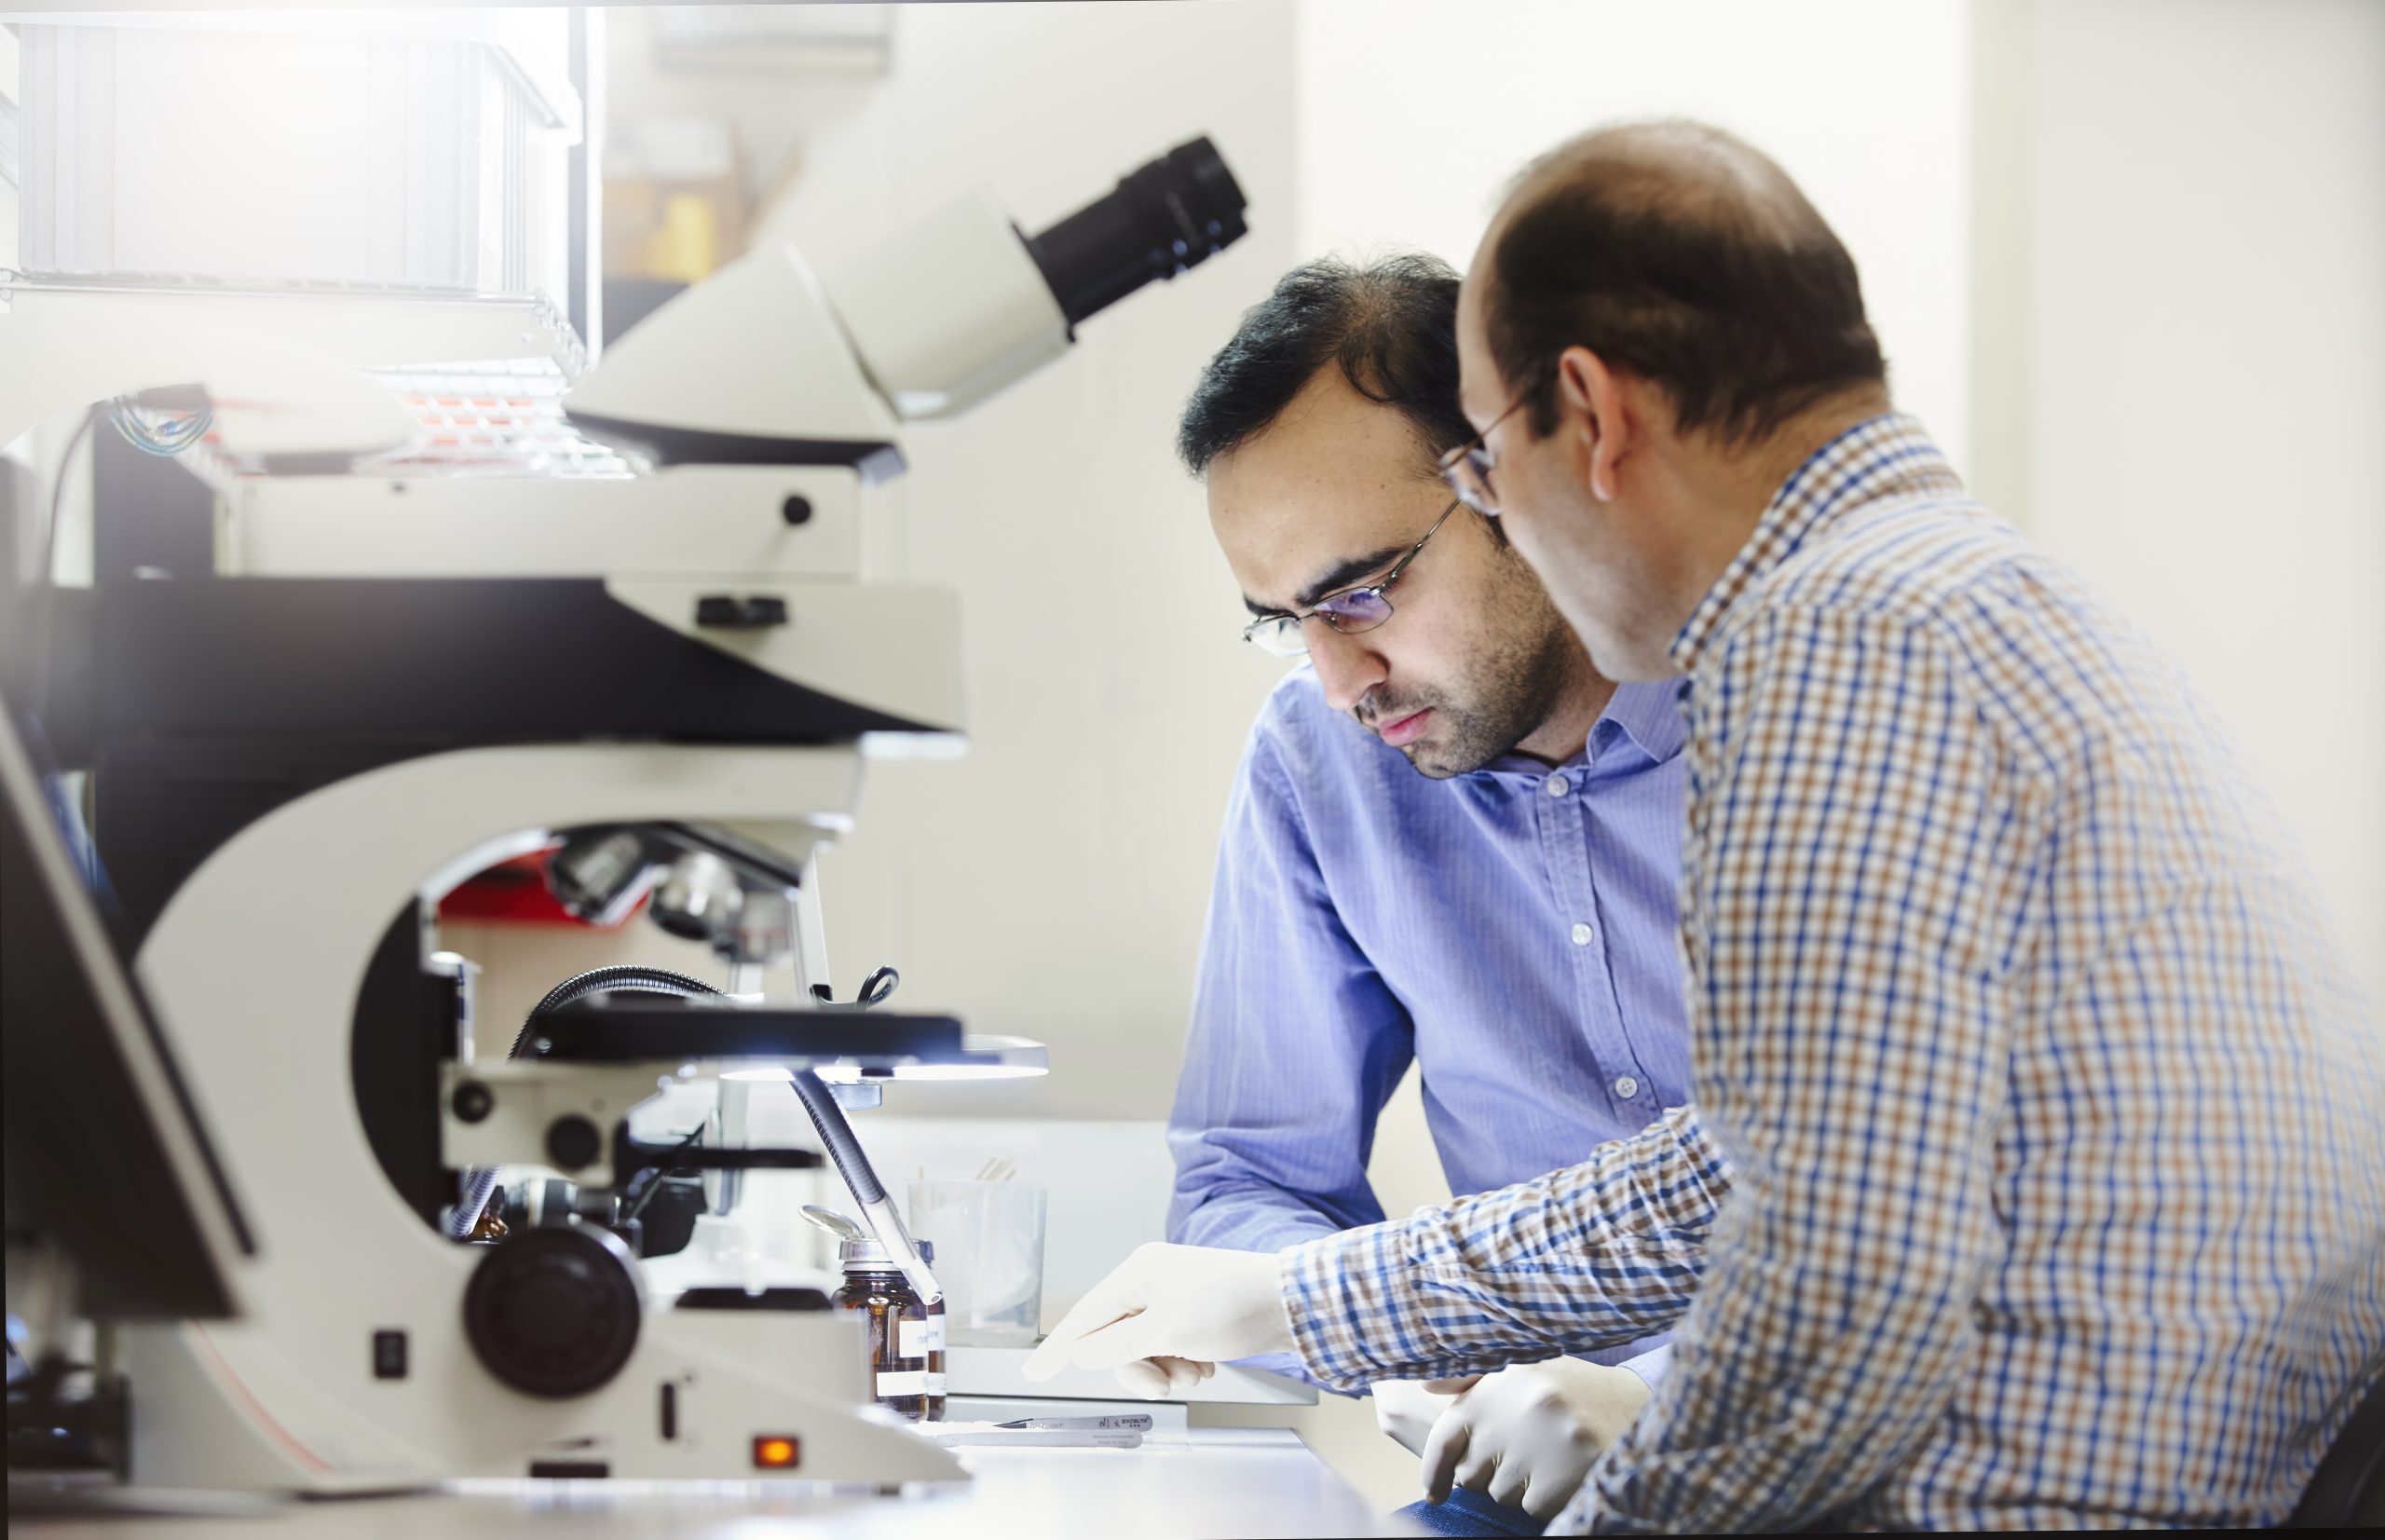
[10, 137, 1246, 1492]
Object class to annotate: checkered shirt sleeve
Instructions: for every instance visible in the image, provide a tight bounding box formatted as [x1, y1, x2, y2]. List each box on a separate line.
[1279, 1101, 1728, 1386]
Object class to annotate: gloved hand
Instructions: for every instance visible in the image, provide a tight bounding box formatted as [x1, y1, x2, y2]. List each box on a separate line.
[1021, 1242, 1294, 1397]
[1372, 1378, 1458, 1456]
[1421, 1358, 1650, 1521]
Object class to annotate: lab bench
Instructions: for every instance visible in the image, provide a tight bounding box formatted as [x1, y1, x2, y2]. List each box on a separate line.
[10, 1427, 1421, 1538]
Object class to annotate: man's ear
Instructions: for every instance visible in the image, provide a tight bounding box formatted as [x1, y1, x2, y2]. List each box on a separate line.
[1554, 346, 1629, 503]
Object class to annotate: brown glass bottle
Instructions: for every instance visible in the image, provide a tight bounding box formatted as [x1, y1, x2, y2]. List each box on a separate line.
[830, 1240, 930, 1421]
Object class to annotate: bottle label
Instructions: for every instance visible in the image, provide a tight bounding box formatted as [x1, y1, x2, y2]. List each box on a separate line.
[898, 1317, 947, 1356]
[922, 1372, 947, 1395]
[876, 1370, 930, 1397]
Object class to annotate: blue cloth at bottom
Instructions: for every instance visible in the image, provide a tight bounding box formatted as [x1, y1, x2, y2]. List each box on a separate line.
[1393, 1485, 1548, 1537]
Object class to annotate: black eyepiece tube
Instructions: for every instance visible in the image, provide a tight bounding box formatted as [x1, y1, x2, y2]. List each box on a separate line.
[1023, 135, 1248, 330]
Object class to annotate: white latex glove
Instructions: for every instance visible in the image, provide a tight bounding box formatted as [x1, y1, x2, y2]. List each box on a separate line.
[1420, 1359, 1651, 1521]
[1021, 1243, 1294, 1397]
[1372, 1378, 1458, 1457]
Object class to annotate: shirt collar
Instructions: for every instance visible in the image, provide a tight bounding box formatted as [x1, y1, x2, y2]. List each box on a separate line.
[1588, 677, 1684, 766]
[1669, 414, 1964, 675]
[1477, 676, 1685, 779]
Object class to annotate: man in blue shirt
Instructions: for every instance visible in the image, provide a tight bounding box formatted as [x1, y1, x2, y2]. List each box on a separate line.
[1164, 254, 1694, 1530]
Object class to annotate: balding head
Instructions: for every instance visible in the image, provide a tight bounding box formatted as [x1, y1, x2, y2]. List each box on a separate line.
[1478, 120, 1886, 444]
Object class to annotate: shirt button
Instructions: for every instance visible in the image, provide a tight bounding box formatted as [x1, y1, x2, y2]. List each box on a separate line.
[1546, 774, 1571, 797]
[1570, 921, 1594, 947]
[1615, 1076, 1640, 1099]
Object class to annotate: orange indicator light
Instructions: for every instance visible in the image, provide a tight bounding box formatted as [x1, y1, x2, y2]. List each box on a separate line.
[752, 1436, 800, 1470]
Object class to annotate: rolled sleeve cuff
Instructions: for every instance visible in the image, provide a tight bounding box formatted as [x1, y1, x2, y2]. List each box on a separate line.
[1615, 1342, 1670, 1392]
[1279, 1220, 1425, 1393]
[1276, 1107, 1727, 1395]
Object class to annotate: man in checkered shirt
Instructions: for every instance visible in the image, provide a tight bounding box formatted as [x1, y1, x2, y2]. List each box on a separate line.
[1030, 120, 2385, 1530]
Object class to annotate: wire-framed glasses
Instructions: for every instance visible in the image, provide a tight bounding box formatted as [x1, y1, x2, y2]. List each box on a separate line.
[1240, 499, 1460, 658]
[1437, 387, 1537, 517]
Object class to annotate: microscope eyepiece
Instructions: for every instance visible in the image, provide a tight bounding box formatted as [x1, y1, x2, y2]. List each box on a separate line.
[1024, 136, 1249, 329]
[579, 132, 1253, 439]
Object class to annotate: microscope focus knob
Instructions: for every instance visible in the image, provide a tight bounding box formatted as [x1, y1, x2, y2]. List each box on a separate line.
[463, 1224, 642, 1398]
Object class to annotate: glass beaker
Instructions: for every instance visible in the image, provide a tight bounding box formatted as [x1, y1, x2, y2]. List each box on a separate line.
[907, 1179, 1046, 1347]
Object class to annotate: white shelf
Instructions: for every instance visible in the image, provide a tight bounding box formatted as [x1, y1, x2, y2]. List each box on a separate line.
[0, 280, 587, 375]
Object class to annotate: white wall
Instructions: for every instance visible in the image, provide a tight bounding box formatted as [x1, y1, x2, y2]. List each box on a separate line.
[1296, 0, 1974, 473]
[2021, 0, 2385, 1008]
[746, 1, 1301, 1123]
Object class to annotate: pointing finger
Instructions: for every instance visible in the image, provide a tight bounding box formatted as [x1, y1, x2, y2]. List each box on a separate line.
[1421, 1405, 1471, 1504]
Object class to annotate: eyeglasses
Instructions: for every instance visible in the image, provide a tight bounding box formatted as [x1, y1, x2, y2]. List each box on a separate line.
[1241, 499, 1459, 658]
[1437, 387, 1536, 517]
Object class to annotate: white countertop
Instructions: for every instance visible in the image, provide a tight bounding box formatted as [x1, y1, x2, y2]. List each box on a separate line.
[11, 1428, 1422, 1539]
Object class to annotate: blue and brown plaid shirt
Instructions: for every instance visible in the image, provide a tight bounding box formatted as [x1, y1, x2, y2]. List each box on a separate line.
[1280, 416, 2385, 1531]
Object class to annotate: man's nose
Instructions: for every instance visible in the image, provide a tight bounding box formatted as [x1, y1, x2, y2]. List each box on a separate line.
[1305, 622, 1389, 714]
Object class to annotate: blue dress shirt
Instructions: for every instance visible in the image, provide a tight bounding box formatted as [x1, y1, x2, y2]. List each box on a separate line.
[1167, 666, 1692, 1376]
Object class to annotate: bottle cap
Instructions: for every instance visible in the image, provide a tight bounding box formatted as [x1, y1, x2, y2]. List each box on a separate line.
[838, 1235, 895, 1269]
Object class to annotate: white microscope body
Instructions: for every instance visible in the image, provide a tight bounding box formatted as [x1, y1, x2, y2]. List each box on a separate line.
[30, 139, 1248, 1493]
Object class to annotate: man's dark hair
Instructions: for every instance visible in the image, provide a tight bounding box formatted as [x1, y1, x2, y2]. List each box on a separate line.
[1485, 120, 1888, 444]
[1177, 252, 1475, 478]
